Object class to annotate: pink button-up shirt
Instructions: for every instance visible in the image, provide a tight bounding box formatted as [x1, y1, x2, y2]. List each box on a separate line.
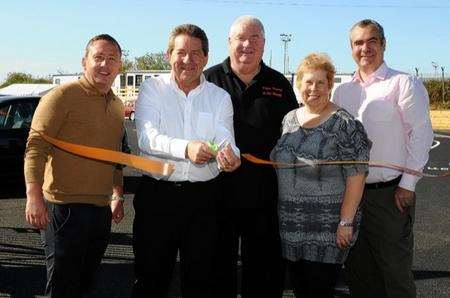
[332, 62, 433, 191]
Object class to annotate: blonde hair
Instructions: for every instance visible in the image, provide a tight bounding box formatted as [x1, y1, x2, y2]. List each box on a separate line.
[296, 53, 336, 91]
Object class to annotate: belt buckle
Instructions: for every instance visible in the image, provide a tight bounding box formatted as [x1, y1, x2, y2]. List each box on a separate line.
[173, 181, 184, 187]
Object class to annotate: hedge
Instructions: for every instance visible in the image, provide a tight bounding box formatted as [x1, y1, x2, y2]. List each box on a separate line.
[423, 79, 450, 110]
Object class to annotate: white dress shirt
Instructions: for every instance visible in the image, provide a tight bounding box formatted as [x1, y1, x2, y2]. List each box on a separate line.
[135, 73, 239, 182]
[332, 62, 433, 191]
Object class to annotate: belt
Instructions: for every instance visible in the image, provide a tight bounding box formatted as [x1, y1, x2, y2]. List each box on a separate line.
[365, 175, 402, 190]
[142, 175, 191, 187]
[142, 175, 216, 188]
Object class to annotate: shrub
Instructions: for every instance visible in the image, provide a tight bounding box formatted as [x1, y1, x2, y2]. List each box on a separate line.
[423, 79, 450, 110]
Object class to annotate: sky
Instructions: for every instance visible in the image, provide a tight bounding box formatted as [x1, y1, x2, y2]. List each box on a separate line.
[1, 0, 450, 83]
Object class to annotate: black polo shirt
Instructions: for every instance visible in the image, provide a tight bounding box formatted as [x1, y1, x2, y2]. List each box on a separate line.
[205, 58, 298, 208]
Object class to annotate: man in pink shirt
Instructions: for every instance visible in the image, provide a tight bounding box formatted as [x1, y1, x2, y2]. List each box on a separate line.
[332, 19, 433, 298]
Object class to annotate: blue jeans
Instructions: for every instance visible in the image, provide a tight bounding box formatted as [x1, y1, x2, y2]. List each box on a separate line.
[42, 202, 111, 298]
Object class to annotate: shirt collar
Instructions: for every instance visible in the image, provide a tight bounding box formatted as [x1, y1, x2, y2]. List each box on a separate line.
[78, 75, 116, 100]
[352, 61, 388, 83]
[169, 72, 207, 95]
[222, 57, 232, 74]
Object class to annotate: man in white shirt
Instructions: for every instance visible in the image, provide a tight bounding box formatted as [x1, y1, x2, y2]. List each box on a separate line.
[332, 19, 433, 298]
[132, 24, 240, 297]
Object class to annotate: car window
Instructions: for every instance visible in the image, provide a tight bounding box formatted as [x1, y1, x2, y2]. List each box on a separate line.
[0, 105, 12, 128]
[0, 101, 35, 129]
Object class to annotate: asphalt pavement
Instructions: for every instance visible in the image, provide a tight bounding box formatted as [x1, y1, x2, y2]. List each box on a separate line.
[0, 121, 449, 297]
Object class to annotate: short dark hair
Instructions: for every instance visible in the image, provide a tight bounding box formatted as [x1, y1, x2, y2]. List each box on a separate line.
[85, 34, 122, 56]
[167, 24, 209, 56]
[350, 19, 386, 46]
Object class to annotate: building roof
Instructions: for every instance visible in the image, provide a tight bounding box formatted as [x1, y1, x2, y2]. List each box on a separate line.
[0, 84, 56, 96]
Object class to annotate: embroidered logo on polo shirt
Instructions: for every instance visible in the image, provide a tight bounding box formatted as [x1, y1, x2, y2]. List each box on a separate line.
[262, 86, 283, 98]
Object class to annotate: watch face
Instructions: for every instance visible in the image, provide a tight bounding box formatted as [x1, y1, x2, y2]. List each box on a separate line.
[339, 220, 353, 227]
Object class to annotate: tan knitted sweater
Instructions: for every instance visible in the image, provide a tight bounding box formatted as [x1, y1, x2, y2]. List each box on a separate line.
[24, 76, 124, 206]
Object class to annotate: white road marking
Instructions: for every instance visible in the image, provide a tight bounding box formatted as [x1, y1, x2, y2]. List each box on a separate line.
[434, 133, 450, 139]
[431, 140, 440, 149]
[427, 166, 450, 171]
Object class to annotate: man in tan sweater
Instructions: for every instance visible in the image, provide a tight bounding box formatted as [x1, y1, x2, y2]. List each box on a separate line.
[24, 34, 125, 297]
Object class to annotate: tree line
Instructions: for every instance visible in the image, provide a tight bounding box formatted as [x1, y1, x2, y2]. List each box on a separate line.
[1, 51, 170, 88]
[424, 79, 450, 109]
[1, 59, 448, 110]
[121, 51, 170, 72]
[0, 72, 52, 88]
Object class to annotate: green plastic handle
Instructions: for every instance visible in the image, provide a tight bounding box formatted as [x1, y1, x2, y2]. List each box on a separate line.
[207, 141, 219, 152]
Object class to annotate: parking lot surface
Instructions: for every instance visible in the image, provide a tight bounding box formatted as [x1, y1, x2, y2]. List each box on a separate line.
[0, 122, 448, 297]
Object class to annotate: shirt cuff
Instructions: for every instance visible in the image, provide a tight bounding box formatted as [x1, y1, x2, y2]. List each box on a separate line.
[231, 144, 240, 157]
[171, 139, 190, 159]
[398, 173, 420, 192]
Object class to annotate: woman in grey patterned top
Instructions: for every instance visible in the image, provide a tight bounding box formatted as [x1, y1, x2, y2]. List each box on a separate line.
[270, 53, 371, 298]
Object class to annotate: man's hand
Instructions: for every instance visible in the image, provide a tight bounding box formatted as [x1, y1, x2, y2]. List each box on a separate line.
[216, 144, 241, 172]
[394, 186, 415, 213]
[186, 141, 215, 164]
[336, 225, 353, 249]
[25, 182, 49, 230]
[111, 199, 124, 224]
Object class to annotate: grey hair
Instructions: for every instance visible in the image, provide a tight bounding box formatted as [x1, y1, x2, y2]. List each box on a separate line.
[229, 15, 265, 39]
[350, 19, 385, 46]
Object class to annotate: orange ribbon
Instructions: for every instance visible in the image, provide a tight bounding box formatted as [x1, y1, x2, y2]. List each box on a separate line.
[242, 154, 450, 178]
[31, 128, 174, 177]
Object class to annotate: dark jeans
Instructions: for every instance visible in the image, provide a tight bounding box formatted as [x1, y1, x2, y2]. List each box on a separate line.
[132, 176, 220, 298]
[288, 259, 340, 298]
[214, 207, 285, 298]
[345, 185, 416, 298]
[42, 202, 112, 298]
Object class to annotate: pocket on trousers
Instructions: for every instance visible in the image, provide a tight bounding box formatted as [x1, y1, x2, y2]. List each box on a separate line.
[403, 196, 416, 239]
[52, 204, 72, 235]
[403, 211, 414, 239]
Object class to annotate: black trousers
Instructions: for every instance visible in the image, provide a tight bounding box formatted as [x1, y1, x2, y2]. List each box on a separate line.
[288, 259, 340, 298]
[345, 184, 416, 298]
[42, 202, 111, 298]
[214, 207, 285, 298]
[132, 175, 220, 298]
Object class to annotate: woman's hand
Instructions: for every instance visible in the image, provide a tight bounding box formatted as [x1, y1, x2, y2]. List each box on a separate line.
[111, 199, 124, 224]
[336, 225, 353, 249]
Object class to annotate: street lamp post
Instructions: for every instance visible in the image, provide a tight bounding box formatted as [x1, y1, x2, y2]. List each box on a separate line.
[441, 66, 446, 103]
[432, 61, 439, 79]
[280, 33, 292, 75]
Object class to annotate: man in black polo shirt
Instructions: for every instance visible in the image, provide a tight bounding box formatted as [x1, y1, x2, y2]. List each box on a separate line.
[205, 15, 298, 297]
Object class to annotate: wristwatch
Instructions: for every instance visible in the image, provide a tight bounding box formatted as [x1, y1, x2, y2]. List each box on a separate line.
[339, 220, 353, 227]
[111, 194, 125, 202]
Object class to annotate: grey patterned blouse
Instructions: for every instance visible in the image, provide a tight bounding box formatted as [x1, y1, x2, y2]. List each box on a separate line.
[270, 108, 371, 264]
